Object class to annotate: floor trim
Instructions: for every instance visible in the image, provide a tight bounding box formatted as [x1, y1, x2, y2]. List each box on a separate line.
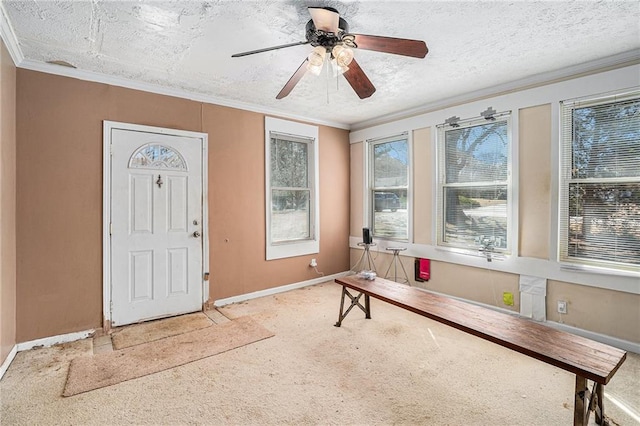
[546, 321, 639, 355]
[0, 344, 17, 380]
[214, 272, 349, 307]
[425, 287, 639, 354]
[16, 329, 96, 352]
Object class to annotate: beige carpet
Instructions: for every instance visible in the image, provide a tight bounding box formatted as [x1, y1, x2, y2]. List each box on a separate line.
[63, 316, 273, 396]
[111, 312, 214, 350]
[3, 282, 638, 425]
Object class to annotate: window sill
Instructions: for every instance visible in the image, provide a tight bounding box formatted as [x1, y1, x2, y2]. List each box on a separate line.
[266, 239, 319, 261]
[559, 262, 640, 279]
[435, 245, 509, 261]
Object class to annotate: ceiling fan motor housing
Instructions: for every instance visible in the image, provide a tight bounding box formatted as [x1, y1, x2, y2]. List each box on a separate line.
[305, 18, 351, 51]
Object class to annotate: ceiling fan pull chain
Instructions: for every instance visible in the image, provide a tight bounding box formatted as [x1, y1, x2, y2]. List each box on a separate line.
[326, 57, 331, 104]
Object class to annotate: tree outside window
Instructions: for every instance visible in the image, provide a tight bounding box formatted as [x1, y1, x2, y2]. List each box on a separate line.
[438, 115, 511, 253]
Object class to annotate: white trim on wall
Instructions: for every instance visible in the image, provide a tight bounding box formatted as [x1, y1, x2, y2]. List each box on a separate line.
[1, 329, 97, 380]
[545, 321, 640, 355]
[214, 272, 348, 307]
[102, 121, 210, 327]
[1, 0, 636, 134]
[0, 345, 17, 380]
[265, 116, 320, 260]
[348, 65, 640, 295]
[16, 329, 95, 352]
[350, 65, 640, 145]
[18, 59, 350, 131]
[351, 49, 640, 131]
[363, 131, 414, 243]
[0, 3, 23, 65]
[349, 237, 640, 295]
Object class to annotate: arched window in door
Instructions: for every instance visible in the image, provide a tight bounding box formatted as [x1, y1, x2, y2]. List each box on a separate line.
[129, 143, 188, 171]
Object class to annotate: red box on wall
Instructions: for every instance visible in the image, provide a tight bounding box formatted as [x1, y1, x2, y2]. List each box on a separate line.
[415, 258, 430, 282]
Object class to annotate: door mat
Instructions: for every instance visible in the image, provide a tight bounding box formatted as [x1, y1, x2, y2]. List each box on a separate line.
[111, 312, 214, 350]
[63, 316, 273, 396]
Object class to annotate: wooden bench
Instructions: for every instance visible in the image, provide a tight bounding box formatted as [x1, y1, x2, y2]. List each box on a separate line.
[334, 275, 627, 426]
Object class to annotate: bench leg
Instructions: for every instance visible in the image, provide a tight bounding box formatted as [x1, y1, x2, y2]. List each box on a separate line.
[575, 375, 587, 426]
[574, 375, 608, 426]
[334, 286, 371, 327]
[365, 294, 371, 319]
[589, 383, 606, 425]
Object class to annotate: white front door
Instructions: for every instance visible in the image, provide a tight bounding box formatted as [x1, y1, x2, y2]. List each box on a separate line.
[110, 128, 204, 326]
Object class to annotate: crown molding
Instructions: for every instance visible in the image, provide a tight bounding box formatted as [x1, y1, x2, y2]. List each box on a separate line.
[1, 1, 346, 129]
[0, 2, 24, 65]
[351, 49, 640, 131]
[17, 58, 351, 130]
[2, 0, 348, 130]
[5, 0, 638, 135]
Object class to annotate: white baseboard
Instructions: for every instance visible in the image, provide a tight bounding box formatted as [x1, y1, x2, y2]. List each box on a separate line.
[3, 276, 633, 384]
[546, 321, 639, 354]
[416, 288, 639, 354]
[215, 273, 639, 355]
[0, 344, 17, 380]
[1, 329, 95, 381]
[214, 271, 349, 307]
[16, 329, 95, 352]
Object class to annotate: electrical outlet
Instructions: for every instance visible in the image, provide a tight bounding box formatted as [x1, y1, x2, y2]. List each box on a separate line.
[309, 258, 317, 267]
[557, 300, 567, 314]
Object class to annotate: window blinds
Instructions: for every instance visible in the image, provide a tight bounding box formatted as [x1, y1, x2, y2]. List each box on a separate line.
[559, 90, 640, 271]
[436, 113, 511, 253]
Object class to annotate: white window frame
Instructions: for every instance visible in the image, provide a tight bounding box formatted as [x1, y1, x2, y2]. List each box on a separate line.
[436, 113, 513, 255]
[558, 89, 640, 274]
[367, 133, 412, 242]
[265, 117, 319, 260]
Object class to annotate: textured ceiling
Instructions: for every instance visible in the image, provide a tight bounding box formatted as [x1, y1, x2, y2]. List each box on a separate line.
[2, 0, 640, 128]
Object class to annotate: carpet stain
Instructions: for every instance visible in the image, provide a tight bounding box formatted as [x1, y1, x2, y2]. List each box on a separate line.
[63, 316, 274, 396]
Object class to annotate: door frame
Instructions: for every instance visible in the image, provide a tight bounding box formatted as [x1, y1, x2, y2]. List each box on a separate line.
[102, 121, 209, 330]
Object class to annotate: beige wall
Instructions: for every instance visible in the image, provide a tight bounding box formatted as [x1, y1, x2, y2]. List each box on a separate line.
[203, 105, 350, 300]
[349, 102, 638, 344]
[412, 127, 432, 245]
[0, 40, 17, 363]
[350, 249, 520, 313]
[547, 280, 640, 343]
[349, 142, 363, 236]
[519, 104, 551, 259]
[16, 69, 350, 342]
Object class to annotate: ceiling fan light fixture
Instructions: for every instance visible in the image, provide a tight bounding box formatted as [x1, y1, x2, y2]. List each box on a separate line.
[332, 45, 354, 67]
[308, 62, 323, 76]
[307, 46, 327, 76]
[330, 59, 349, 76]
[232, 6, 427, 99]
[308, 46, 326, 66]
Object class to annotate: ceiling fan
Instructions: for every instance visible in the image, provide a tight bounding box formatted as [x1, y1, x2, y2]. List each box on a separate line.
[231, 6, 428, 100]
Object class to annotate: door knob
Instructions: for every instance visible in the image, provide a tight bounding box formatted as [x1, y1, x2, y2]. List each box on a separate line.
[193, 231, 201, 238]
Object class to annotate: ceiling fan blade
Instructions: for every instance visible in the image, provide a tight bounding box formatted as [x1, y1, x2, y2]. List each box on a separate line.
[276, 59, 309, 99]
[351, 34, 428, 58]
[342, 58, 376, 99]
[232, 41, 309, 58]
[308, 7, 340, 33]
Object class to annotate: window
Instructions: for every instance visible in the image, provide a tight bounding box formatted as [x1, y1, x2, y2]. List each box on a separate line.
[369, 134, 410, 240]
[559, 90, 640, 272]
[265, 117, 319, 260]
[437, 113, 512, 254]
[129, 144, 187, 170]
